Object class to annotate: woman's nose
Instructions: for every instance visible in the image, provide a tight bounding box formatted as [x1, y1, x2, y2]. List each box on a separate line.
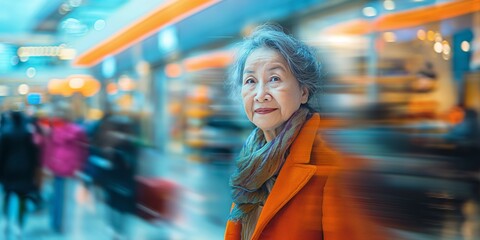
[254, 85, 271, 102]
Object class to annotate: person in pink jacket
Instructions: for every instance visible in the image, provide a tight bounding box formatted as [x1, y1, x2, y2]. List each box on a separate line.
[42, 113, 88, 233]
[42, 117, 88, 177]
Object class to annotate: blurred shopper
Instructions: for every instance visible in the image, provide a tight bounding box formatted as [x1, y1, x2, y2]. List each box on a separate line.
[224, 24, 391, 240]
[41, 105, 88, 233]
[82, 110, 113, 187]
[107, 118, 138, 240]
[96, 114, 138, 240]
[0, 111, 10, 131]
[26, 109, 48, 210]
[0, 111, 41, 237]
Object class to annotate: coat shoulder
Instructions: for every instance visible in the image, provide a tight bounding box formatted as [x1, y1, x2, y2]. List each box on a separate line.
[310, 130, 341, 171]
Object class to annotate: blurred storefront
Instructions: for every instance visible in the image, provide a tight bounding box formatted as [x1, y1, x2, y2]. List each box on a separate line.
[295, 0, 480, 123]
[291, 1, 480, 237]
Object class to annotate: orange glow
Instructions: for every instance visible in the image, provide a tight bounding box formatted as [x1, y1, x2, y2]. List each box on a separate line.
[66, 75, 100, 97]
[324, 0, 480, 35]
[187, 85, 210, 104]
[106, 82, 118, 95]
[48, 75, 100, 97]
[118, 75, 136, 91]
[323, 19, 371, 35]
[417, 29, 426, 40]
[447, 106, 465, 125]
[375, 0, 480, 32]
[80, 78, 101, 97]
[165, 63, 183, 78]
[73, 0, 221, 67]
[117, 94, 134, 109]
[60, 80, 74, 97]
[183, 50, 234, 72]
[48, 79, 64, 95]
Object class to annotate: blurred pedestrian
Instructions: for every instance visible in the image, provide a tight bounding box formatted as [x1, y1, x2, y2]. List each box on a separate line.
[41, 105, 88, 233]
[100, 115, 138, 240]
[0, 111, 41, 237]
[82, 110, 113, 187]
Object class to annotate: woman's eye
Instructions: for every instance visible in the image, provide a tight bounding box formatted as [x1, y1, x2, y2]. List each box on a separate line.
[244, 78, 255, 84]
[270, 76, 280, 82]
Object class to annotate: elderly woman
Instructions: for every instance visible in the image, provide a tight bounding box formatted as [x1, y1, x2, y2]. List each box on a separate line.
[224, 25, 390, 240]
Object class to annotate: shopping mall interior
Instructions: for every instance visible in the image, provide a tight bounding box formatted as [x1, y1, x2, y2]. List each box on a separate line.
[1, 0, 480, 239]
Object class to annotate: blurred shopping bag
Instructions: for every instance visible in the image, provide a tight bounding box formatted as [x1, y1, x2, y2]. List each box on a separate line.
[135, 177, 180, 223]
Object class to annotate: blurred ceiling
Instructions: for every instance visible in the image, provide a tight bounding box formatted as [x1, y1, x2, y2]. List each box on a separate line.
[0, 0, 135, 81]
[0, 0, 59, 34]
[1, 0, 465, 81]
[0, 0, 323, 76]
[0, 0, 129, 45]
[0, 0, 58, 45]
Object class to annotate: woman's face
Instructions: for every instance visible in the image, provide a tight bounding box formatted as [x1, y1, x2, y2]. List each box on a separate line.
[241, 47, 308, 141]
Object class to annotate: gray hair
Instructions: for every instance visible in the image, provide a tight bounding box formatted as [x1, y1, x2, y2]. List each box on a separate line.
[227, 24, 323, 109]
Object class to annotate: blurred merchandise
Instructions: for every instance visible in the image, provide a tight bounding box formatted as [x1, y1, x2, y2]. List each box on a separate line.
[182, 67, 251, 163]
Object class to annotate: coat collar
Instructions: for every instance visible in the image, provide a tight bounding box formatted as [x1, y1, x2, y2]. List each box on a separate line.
[251, 113, 320, 240]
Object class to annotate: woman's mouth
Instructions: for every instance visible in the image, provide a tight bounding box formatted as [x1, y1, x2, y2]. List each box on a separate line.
[254, 108, 277, 114]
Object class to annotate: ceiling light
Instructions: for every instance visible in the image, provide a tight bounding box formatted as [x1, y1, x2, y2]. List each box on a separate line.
[26, 67, 36, 78]
[384, 0, 395, 11]
[461, 41, 470, 52]
[363, 7, 377, 17]
[94, 19, 106, 31]
[18, 84, 29, 95]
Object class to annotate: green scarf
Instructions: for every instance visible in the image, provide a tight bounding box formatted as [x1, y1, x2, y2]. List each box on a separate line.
[229, 107, 310, 222]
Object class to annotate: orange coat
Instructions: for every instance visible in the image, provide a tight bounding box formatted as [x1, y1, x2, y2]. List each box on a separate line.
[225, 114, 392, 240]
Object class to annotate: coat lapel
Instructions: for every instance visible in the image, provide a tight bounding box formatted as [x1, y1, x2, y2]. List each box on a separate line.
[251, 114, 320, 240]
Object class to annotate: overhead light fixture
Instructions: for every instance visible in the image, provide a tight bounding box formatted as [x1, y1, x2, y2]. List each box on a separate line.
[461, 41, 470, 52]
[26, 67, 36, 78]
[18, 84, 29, 95]
[17, 45, 76, 60]
[324, 0, 480, 35]
[73, 0, 221, 67]
[362, 6, 377, 17]
[384, 0, 395, 11]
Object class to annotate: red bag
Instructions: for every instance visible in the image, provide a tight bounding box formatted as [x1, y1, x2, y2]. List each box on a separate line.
[135, 177, 179, 222]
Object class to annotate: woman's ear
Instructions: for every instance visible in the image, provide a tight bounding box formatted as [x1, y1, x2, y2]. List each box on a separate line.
[301, 87, 309, 104]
